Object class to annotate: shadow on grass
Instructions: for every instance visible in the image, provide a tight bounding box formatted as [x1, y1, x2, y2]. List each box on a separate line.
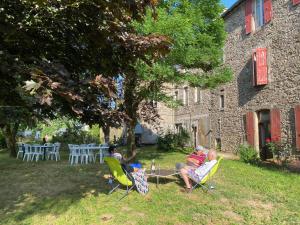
[0, 146, 190, 224]
[0, 149, 115, 224]
[134, 145, 190, 162]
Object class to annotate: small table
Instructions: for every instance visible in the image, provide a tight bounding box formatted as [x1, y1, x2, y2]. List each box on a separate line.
[147, 169, 179, 187]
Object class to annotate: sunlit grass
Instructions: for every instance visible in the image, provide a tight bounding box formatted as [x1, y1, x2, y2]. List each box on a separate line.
[0, 146, 299, 225]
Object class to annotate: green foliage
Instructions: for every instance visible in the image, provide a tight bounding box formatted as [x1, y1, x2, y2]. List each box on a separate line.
[157, 129, 190, 151]
[238, 144, 259, 164]
[136, 0, 226, 69]
[128, 0, 232, 120]
[121, 0, 232, 158]
[89, 125, 100, 142]
[0, 131, 6, 148]
[35, 117, 70, 139]
[266, 141, 294, 167]
[52, 125, 98, 145]
[266, 142, 278, 158]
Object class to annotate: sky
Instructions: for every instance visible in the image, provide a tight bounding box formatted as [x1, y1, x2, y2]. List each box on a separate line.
[222, 0, 237, 8]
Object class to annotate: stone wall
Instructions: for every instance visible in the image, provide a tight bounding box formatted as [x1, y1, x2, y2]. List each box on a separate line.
[211, 0, 300, 152]
[167, 0, 300, 153]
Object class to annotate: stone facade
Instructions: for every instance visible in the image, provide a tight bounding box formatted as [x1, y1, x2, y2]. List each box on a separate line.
[161, 0, 300, 154]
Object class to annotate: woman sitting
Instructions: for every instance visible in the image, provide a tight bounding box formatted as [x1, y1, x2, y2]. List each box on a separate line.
[107, 145, 149, 194]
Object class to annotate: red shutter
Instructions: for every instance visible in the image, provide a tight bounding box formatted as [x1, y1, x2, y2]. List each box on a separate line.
[293, 0, 300, 5]
[246, 112, 255, 146]
[253, 48, 268, 86]
[264, 0, 272, 23]
[295, 106, 300, 150]
[245, 0, 253, 34]
[271, 109, 281, 143]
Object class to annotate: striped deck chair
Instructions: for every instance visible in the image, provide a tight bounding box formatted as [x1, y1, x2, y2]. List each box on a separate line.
[190, 156, 223, 191]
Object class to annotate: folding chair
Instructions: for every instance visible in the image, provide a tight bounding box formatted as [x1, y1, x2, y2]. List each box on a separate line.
[191, 156, 223, 191]
[104, 157, 135, 200]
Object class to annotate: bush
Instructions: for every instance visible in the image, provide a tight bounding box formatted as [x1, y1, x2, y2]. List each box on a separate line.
[157, 129, 190, 151]
[52, 124, 98, 145]
[0, 131, 6, 148]
[266, 141, 294, 167]
[238, 144, 259, 164]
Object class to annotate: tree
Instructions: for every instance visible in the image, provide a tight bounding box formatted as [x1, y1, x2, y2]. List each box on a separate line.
[0, 0, 170, 156]
[122, 0, 232, 160]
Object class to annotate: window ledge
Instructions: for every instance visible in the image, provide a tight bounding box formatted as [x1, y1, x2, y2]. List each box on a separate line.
[253, 21, 272, 35]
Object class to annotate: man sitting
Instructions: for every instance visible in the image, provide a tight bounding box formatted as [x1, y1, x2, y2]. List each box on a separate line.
[186, 145, 207, 168]
[180, 149, 217, 193]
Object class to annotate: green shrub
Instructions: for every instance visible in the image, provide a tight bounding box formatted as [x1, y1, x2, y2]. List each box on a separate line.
[157, 129, 190, 151]
[0, 131, 6, 148]
[52, 124, 98, 145]
[238, 144, 259, 164]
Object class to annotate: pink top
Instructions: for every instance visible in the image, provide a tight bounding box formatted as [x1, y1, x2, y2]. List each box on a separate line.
[187, 153, 206, 167]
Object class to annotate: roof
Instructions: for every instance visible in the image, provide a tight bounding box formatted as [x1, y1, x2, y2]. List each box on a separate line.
[222, 0, 244, 18]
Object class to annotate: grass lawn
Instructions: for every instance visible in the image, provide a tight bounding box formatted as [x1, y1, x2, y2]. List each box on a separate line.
[0, 146, 299, 225]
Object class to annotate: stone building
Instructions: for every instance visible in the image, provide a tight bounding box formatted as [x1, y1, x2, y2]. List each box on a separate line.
[166, 0, 300, 158]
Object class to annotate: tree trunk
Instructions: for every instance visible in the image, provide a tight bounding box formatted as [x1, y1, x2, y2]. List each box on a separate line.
[126, 120, 137, 162]
[3, 123, 19, 157]
[123, 74, 139, 162]
[102, 125, 110, 144]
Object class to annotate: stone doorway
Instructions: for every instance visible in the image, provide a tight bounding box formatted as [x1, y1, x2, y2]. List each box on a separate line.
[257, 110, 272, 160]
[197, 116, 211, 148]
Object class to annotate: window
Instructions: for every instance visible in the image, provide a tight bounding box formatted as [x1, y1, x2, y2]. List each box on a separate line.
[174, 91, 178, 101]
[183, 87, 189, 106]
[245, 0, 272, 34]
[254, 0, 264, 28]
[220, 91, 225, 110]
[150, 100, 157, 108]
[215, 138, 222, 151]
[175, 123, 183, 133]
[194, 87, 202, 103]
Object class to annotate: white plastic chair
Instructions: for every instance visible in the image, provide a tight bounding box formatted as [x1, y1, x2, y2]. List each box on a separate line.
[87, 148, 95, 163]
[80, 148, 89, 164]
[48, 143, 61, 161]
[95, 144, 109, 164]
[23, 144, 32, 161]
[68, 144, 79, 162]
[16, 144, 24, 159]
[31, 145, 43, 162]
[69, 147, 81, 165]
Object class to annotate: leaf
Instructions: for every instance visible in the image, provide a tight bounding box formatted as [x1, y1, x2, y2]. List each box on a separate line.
[23, 80, 41, 95]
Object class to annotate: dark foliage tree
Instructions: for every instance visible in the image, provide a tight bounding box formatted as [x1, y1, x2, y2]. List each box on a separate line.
[0, 0, 170, 156]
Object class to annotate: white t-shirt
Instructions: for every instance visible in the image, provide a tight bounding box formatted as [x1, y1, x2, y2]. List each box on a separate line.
[112, 152, 122, 161]
[194, 159, 217, 179]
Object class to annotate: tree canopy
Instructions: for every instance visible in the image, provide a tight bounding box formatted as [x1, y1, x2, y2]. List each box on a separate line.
[121, 0, 232, 159]
[0, 0, 170, 156]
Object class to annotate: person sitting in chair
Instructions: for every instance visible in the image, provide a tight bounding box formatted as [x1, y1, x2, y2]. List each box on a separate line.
[108, 145, 123, 161]
[176, 145, 207, 171]
[180, 149, 217, 193]
[186, 145, 207, 168]
[107, 145, 148, 195]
